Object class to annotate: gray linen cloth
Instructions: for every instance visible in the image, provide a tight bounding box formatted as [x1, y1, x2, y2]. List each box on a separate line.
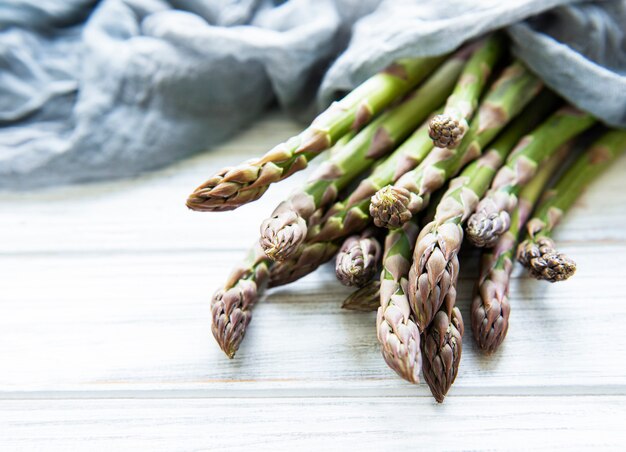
[0, 0, 624, 189]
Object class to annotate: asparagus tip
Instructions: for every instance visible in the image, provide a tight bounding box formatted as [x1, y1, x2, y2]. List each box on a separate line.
[422, 308, 464, 403]
[260, 211, 308, 262]
[185, 182, 256, 213]
[335, 233, 381, 287]
[210, 282, 257, 359]
[466, 210, 511, 248]
[370, 185, 413, 228]
[377, 306, 422, 385]
[471, 282, 511, 354]
[185, 167, 243, 212]
[186, 188, 224, 212]
[428, 114, 467, 149]
[342, 281, 380, 311]
[517, 237, 576, 282]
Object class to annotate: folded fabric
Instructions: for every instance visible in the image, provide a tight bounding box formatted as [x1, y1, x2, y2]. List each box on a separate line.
[0, 0, 624, 189]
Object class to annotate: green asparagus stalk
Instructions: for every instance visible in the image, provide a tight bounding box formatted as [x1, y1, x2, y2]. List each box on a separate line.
[267, 109, 440, 286]
[209, 110, 441, 354]
[259, 56, 466, 261]
[370, 61, 544, 229]
[210, 243, 271, 358]
[428, 34, 505, 148]
[268, 241, 339, 287]
[517, 129, 626, 282]
[471, 148, 565, 353]
[186, 56, 447, 212]
[269, 89, 553, 290]
[466, 107, 596, 248]
[376, 220, 422, 384]
[214, 210, 337, 355]
[211, 186, 336, 357]
[213, 209, 342, 356]
[407, 93, 559, 331]
[258, 133, 351, 262]
[310, 111, 438, 244]
[421, 302, 464, 403]
[342, 281, 380, 312]
[335, 228, 382, 287]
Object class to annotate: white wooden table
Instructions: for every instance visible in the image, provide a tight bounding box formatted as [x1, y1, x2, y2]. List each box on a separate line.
[1, 112, 626, 450]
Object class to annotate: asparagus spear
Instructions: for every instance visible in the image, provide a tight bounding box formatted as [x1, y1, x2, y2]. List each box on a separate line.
[186, 56, 446, 212]
[269, 89, 552, 290]
[271, 133, 442, 292]
[517, 129, 626, 282]
[421, 302, 464, 403]
[342, 281, 380, 312]
[466, 107, 596, 248]
[268, 241, 339, 287]
[216, 211, 341, 357]
[210, 112, 440, 354]
[335, 228, 382, 287]
[428, 34, 505, 148]
[259, 132, 354, 262]
[370, 61, 544, 229]
[407, 93, 558, 331]
[214, 209, 339, 355]
[518, 238, 576, 282]
[268, 111, 440, 286]
[376, 220, 423, 384]
[210, 244, 270, 358]
[310, 110, 438, 244]
[471, 148, 565, 353]
[259, 56, 466, 261]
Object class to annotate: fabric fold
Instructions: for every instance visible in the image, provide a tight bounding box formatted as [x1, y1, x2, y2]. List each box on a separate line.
[0, 0, 623, 189]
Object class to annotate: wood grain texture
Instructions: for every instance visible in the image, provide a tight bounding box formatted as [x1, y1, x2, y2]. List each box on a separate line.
[2, 397, 625, 451]
[1, 112, 625, 449]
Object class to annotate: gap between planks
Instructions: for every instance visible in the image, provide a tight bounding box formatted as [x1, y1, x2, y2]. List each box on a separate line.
[1, 385, 626, 401]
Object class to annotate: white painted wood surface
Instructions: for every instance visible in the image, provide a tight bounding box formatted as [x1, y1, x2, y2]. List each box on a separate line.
[1, 112, 625, 450]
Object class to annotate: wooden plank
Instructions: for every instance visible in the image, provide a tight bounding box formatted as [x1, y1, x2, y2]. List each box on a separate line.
[2, 112, 626, 448]
[1, 242, 625, 395]
[1, 397, 625, 451]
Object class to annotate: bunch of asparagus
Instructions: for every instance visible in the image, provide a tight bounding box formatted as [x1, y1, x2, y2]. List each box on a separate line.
[187, 34, 626, 403]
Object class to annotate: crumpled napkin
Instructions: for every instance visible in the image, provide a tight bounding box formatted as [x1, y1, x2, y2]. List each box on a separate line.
[0, 0, 623, 189]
